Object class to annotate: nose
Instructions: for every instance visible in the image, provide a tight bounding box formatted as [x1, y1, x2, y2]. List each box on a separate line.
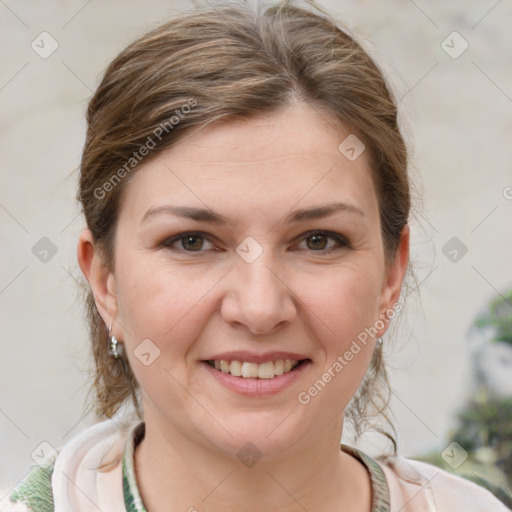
[220, 248, 297, 335]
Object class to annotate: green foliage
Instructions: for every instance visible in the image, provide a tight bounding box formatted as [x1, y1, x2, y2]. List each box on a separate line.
[416, 289, 512, 507]
[474, 289, 512, 345]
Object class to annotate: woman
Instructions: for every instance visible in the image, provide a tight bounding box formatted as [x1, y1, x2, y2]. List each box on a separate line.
[3, 1, 508, 510]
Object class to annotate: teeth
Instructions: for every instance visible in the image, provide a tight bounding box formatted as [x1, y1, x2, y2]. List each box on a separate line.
[241, 362, 259, 378]
[230, 360, 242, 377]
[210, 359, 302, 379]
[258, 361, 274, 379]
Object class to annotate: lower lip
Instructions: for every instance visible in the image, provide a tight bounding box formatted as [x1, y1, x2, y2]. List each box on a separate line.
[200, 360, 311, 396]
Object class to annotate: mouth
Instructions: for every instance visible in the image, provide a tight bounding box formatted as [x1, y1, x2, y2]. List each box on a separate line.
[204, 358, 310, 379]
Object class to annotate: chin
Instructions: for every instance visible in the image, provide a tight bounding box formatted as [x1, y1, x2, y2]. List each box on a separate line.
[197, 410, 310, 462]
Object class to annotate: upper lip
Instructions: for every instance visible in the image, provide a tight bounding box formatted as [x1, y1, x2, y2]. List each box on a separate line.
[203, 351, 311, 364]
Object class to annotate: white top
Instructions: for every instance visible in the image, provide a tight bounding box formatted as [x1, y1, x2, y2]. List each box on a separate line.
[1, 417, 509, 511]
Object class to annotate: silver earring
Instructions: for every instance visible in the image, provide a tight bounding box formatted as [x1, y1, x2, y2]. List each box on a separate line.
[377, 337, 383, 347]
[108, 323, 119, 359]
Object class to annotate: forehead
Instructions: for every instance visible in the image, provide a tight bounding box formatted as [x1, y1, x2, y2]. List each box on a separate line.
[119, 103, 378, 225]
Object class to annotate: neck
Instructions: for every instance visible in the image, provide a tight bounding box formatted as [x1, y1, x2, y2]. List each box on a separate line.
[133, 410, 372, 512]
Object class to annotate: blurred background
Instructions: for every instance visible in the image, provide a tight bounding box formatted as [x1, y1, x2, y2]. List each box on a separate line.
[1, 0, 511, 503]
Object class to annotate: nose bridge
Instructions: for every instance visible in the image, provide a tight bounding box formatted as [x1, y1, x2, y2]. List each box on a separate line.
[224, 237, 296, 333]
[240, 248, 279, 297]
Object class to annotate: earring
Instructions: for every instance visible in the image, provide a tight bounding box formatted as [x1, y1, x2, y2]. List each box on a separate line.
[108, 323, 120, 359]
[377, 337, 383, 347]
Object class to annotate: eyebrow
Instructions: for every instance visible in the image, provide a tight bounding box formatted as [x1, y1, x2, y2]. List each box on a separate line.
[141, 201, 364, 227]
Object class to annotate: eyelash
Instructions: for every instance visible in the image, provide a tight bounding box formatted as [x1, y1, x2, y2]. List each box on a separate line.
[161, 230, 350, 255]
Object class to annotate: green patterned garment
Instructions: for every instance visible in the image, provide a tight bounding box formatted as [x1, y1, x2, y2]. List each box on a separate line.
[7, 461, 55, 512]
[7, 422, 390, 511]
[123, 422, 148, 512]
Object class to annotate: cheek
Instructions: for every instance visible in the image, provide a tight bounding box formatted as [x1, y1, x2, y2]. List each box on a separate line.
[115, 255, 218, 360]
[114, 259, 206, 410]
[297, 263, 381, 399]
[304, 262, 382, 346]
[117, 254, 182, 324]
[297, 273, 379, 412]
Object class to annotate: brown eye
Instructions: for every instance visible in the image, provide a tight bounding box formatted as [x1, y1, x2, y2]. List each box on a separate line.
[306, 234, 329, 250]
[162, 232, 215, 253]
[297, 230, 349, 253]
[181, 235, 204, 251]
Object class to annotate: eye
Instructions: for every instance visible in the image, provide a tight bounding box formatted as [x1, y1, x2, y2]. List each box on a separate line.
[161, 230, 350, 254]
[295, 230, 350, 253]
[162, 232, 216, 253]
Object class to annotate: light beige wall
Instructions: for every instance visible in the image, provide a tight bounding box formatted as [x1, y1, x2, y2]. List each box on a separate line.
[1, 0, 511, 493]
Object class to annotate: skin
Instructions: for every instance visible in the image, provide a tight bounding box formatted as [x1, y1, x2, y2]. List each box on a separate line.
[77, 102, 409, 511]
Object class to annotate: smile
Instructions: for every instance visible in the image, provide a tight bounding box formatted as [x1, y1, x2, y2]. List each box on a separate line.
[202, 357, 311, 396]
[206, 359, 307, 379]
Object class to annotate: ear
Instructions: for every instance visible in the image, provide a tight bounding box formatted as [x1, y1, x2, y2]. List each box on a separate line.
[77, 228, 119, 334]
[376, 224, 410, 337]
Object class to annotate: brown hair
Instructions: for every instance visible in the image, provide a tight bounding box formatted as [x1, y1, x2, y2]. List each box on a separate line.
[77, 0, 413, 452]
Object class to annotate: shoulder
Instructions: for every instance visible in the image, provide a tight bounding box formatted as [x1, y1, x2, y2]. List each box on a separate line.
[1, 416, 137, 512]
[0, 463, 55, 512]
[377, 454, 510, 511]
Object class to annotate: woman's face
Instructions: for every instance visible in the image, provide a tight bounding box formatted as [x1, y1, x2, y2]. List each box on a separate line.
[79, 102, 408, 459]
